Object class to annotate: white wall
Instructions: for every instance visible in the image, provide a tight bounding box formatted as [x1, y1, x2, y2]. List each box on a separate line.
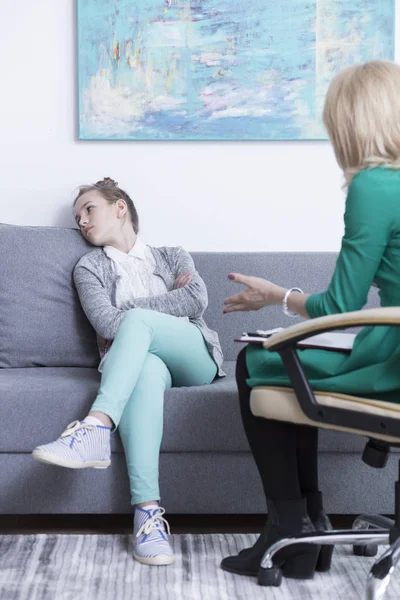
[0, 0, 398, 251]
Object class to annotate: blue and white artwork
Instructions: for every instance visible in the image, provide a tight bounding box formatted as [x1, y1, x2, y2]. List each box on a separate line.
[77, 0, 395, 140]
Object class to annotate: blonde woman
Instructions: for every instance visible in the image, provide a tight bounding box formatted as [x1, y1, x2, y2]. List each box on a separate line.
[221, 60, 400, 580]
[32, 177, 224, 566]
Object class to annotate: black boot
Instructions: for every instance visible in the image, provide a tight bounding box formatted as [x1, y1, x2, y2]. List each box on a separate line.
[304, 491, 334, 572]
[221, 498, 320, 579]
[220, 519, 270, 577]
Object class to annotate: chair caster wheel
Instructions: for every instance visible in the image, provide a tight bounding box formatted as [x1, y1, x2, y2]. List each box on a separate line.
[353, 544, 378, 557]
[258, 566, 283, 587]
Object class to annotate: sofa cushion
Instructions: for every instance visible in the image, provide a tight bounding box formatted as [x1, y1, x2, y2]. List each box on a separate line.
[0, 363, 389, 454]
[0, 223, 98, 368]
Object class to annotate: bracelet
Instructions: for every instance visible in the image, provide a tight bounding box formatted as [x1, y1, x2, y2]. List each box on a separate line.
[282, 287, 304, 317]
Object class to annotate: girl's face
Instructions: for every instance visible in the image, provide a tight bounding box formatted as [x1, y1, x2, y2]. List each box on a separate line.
[74, 190, 124, 246]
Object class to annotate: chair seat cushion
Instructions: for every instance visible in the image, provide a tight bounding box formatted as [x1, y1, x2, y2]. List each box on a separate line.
[250, 386, 400, 443]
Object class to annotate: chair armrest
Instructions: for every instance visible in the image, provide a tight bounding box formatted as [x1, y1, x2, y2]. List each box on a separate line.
[259, 307, 400, 439]
[263, 307, 400, 352]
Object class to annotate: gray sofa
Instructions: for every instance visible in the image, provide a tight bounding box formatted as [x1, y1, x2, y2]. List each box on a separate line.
[0, 223, 396, 515]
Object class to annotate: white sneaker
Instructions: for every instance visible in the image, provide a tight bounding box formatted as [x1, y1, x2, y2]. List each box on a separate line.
[32, 420, 111, 469]
[133, 506, 175, 566]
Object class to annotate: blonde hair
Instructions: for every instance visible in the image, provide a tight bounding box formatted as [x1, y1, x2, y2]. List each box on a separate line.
[323, 60, 400, 186]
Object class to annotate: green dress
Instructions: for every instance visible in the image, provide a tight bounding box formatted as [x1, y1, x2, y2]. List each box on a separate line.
[246, 167, 400, 404]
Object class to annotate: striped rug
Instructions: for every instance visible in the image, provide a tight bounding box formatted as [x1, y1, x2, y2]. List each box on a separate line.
[1, 533, 400, 599]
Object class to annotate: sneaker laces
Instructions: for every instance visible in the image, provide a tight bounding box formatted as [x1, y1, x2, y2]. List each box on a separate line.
[136, 507, 171, 539]
[60, 420, 95, 445]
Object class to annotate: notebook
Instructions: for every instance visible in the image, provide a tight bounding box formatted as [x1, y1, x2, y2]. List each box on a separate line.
[235, 329, 355, 352]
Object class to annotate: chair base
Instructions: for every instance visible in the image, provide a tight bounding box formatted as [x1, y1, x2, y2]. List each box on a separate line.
[259, 515, 400, 599]
[352, 514, 394, 558]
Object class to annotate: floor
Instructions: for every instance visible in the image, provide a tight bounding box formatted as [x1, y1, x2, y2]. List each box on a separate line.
[3, 516, 397, 599]
[5, 532, 398, 600]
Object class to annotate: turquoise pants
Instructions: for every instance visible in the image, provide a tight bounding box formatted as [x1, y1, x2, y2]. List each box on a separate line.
[90, 308, 218, 505]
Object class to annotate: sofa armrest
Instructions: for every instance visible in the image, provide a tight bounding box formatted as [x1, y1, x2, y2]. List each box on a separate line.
[263, 307, 400, 352]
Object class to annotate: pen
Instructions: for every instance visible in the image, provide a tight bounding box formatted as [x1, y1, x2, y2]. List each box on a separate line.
[242, 332, 268, 337]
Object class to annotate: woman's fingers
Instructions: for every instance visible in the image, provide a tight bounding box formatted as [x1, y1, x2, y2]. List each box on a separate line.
[223, 291, 248, 313]
[225, 273, 272, 313]
[224, 292, 244, 305]
[228, 273, 251, 285]
[225, 269, 253, 309]
[223, 302, 247, 313]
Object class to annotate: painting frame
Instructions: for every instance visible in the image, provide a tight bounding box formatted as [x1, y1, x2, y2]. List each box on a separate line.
[77, 0, 395, 141]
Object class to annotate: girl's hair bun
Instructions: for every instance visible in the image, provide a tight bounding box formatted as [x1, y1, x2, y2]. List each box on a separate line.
[95, 177, 118, 188]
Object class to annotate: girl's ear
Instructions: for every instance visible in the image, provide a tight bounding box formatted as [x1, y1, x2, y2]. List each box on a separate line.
[116, 199, 127, 218]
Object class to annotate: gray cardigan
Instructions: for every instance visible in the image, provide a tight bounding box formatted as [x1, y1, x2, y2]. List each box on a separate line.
[73, 245, 225, 377]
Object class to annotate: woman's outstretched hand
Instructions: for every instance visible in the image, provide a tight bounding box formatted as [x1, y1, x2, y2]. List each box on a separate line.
[223, 273, 284, 313]
[174, 272, 192, 289]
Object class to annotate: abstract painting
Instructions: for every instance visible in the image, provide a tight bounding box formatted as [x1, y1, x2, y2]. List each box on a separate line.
[77, 0, 395, 140]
